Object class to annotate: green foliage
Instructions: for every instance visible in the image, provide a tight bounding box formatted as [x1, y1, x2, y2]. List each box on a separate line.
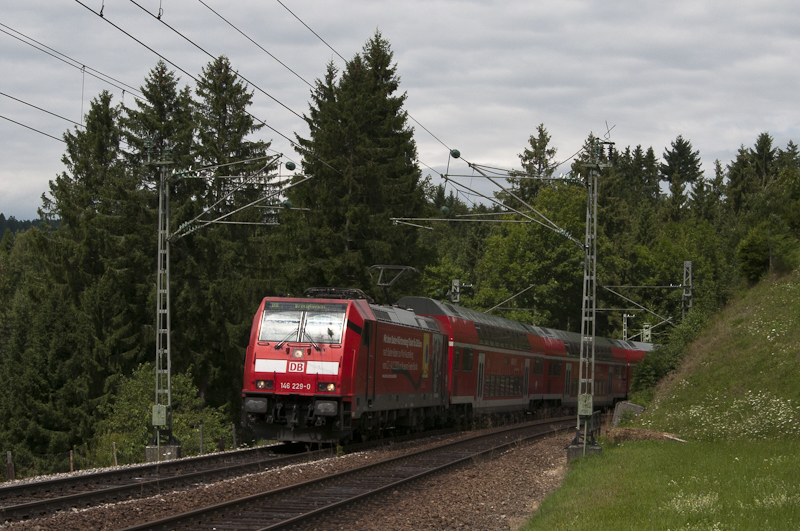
[737, 223, 772, 283]
[506, 123, 558, 202]
[91, 363, 230, 465]
[470, 184, 585, 329]
[631, 310, 708, 392]
[631, 307, 710, 394]
[287, 31, 429, 299]
[635, 271, 800, 442]
[627, 387, 655, 408]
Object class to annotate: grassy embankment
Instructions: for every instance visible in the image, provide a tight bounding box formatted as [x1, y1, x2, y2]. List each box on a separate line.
[522, 270, 800, 530]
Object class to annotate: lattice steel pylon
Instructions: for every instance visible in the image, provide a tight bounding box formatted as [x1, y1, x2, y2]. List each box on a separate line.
[682, 260, 693, 319]
[150, 143, 176, 447]
[574, 139, 610, 454]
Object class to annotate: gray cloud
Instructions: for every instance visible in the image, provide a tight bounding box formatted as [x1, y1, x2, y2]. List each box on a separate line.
[2, 0, 799, 218]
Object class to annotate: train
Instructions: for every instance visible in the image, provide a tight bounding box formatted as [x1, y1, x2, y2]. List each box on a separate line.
[241, 288, 652, 443]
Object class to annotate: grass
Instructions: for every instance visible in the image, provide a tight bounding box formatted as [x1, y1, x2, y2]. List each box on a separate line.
[521, 270, 800, 530]
[525, 440, 800, 530]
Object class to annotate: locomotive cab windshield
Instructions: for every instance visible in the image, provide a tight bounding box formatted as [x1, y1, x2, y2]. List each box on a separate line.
[258, 302, 346, 345]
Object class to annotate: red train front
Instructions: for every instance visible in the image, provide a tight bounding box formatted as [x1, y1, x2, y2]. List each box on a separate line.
[241, 288, 448, 443]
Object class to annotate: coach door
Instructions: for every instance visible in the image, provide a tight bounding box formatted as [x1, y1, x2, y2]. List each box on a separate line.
[564, 363, 572, 396]
[524, 359, 530, 399]
[476, 352, 485, 404]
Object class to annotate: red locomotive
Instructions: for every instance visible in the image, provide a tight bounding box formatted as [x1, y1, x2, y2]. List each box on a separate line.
[241, 288, 651, 443]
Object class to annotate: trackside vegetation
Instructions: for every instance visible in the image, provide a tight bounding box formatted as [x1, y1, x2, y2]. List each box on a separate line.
[521, 270, 800, 530]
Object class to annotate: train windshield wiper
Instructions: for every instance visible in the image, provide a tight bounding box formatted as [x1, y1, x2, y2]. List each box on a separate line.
[303, 330, 321, 351]
[273, 328, 298, 350]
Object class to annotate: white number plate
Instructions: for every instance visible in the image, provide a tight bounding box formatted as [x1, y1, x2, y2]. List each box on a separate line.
[280, 382, 311, 391]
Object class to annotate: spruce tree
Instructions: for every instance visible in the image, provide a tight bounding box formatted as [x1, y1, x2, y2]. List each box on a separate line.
[194, 55, 267, 208]
[0, 91, 150, 460]
[659, 135, 703, 186]
[168, 55, 270, 410]
[123, 60, 195, 177]
[289, 31, 428, 296]
[508, 123, 558, 202]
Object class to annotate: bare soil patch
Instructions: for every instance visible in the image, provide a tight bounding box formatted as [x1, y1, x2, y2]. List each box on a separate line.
[606, 427, 686, 443]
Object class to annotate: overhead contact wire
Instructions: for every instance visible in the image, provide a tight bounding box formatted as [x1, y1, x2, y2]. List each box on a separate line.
[74, 0, 197, 82]
[274, 0, 346, 62]
[0, 24, 143, 100]
[0, 114, 66, 143]
[128, 0, 304, 121]
[271, 0, 455, 156]
[1, 92, 83, 128]
[196, 0, 314, 89]
[73, 0, 341, 177]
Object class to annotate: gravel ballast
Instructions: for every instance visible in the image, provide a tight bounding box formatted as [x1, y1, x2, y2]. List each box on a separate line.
[1, 432, 571, 531]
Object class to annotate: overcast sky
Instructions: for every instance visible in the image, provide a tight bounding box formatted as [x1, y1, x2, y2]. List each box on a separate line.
[2, 0, 799, 220]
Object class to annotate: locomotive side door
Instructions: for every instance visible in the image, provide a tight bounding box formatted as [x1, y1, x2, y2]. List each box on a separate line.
[363, 321, 376, 408]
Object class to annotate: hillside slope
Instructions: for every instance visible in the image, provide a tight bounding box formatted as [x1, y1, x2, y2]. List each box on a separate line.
[635, 269, 800, 440]
[522, 271, 800, 530]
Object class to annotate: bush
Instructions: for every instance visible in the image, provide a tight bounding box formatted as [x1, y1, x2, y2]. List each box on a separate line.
[89, 363, 232, 466]
[737, 219, 800, 284]
[631, 308, 709, 395]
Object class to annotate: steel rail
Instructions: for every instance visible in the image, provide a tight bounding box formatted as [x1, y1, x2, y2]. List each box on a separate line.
[119, 417, 573, 531]
[0, 426, 461, 523]
[0, 445, 324, 523]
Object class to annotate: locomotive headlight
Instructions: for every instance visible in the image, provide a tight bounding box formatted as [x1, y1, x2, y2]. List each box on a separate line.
[317, 382, 336, 392]
[255, 380, 274, 390]
[291, 348, 304, 358]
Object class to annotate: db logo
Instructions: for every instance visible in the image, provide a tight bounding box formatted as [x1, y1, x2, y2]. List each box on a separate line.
[288, 361, 305, 373]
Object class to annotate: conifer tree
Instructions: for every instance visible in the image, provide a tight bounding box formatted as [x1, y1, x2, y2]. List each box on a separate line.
[508, 124, 558, 202]
[123, 60, 195, 177]
[0, 91, 150, 459]
[170, 55, 270, 409]
[194, 55, 267, 209]
[289, 31, 428, 296]
[659, 135, 703, 186]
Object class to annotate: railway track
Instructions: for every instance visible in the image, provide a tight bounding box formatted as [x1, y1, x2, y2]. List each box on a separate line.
[119, 417, 573, 531]
[0, 444, 330, 524]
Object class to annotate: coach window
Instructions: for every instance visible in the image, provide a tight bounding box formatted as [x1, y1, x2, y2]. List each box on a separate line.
[475, 324, 485, 345]
[462, 347, 474, 372]
[453, 347, 460, 372]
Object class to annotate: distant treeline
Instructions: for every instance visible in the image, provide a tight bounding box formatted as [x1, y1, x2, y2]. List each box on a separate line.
[0, 214, 46, 236]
